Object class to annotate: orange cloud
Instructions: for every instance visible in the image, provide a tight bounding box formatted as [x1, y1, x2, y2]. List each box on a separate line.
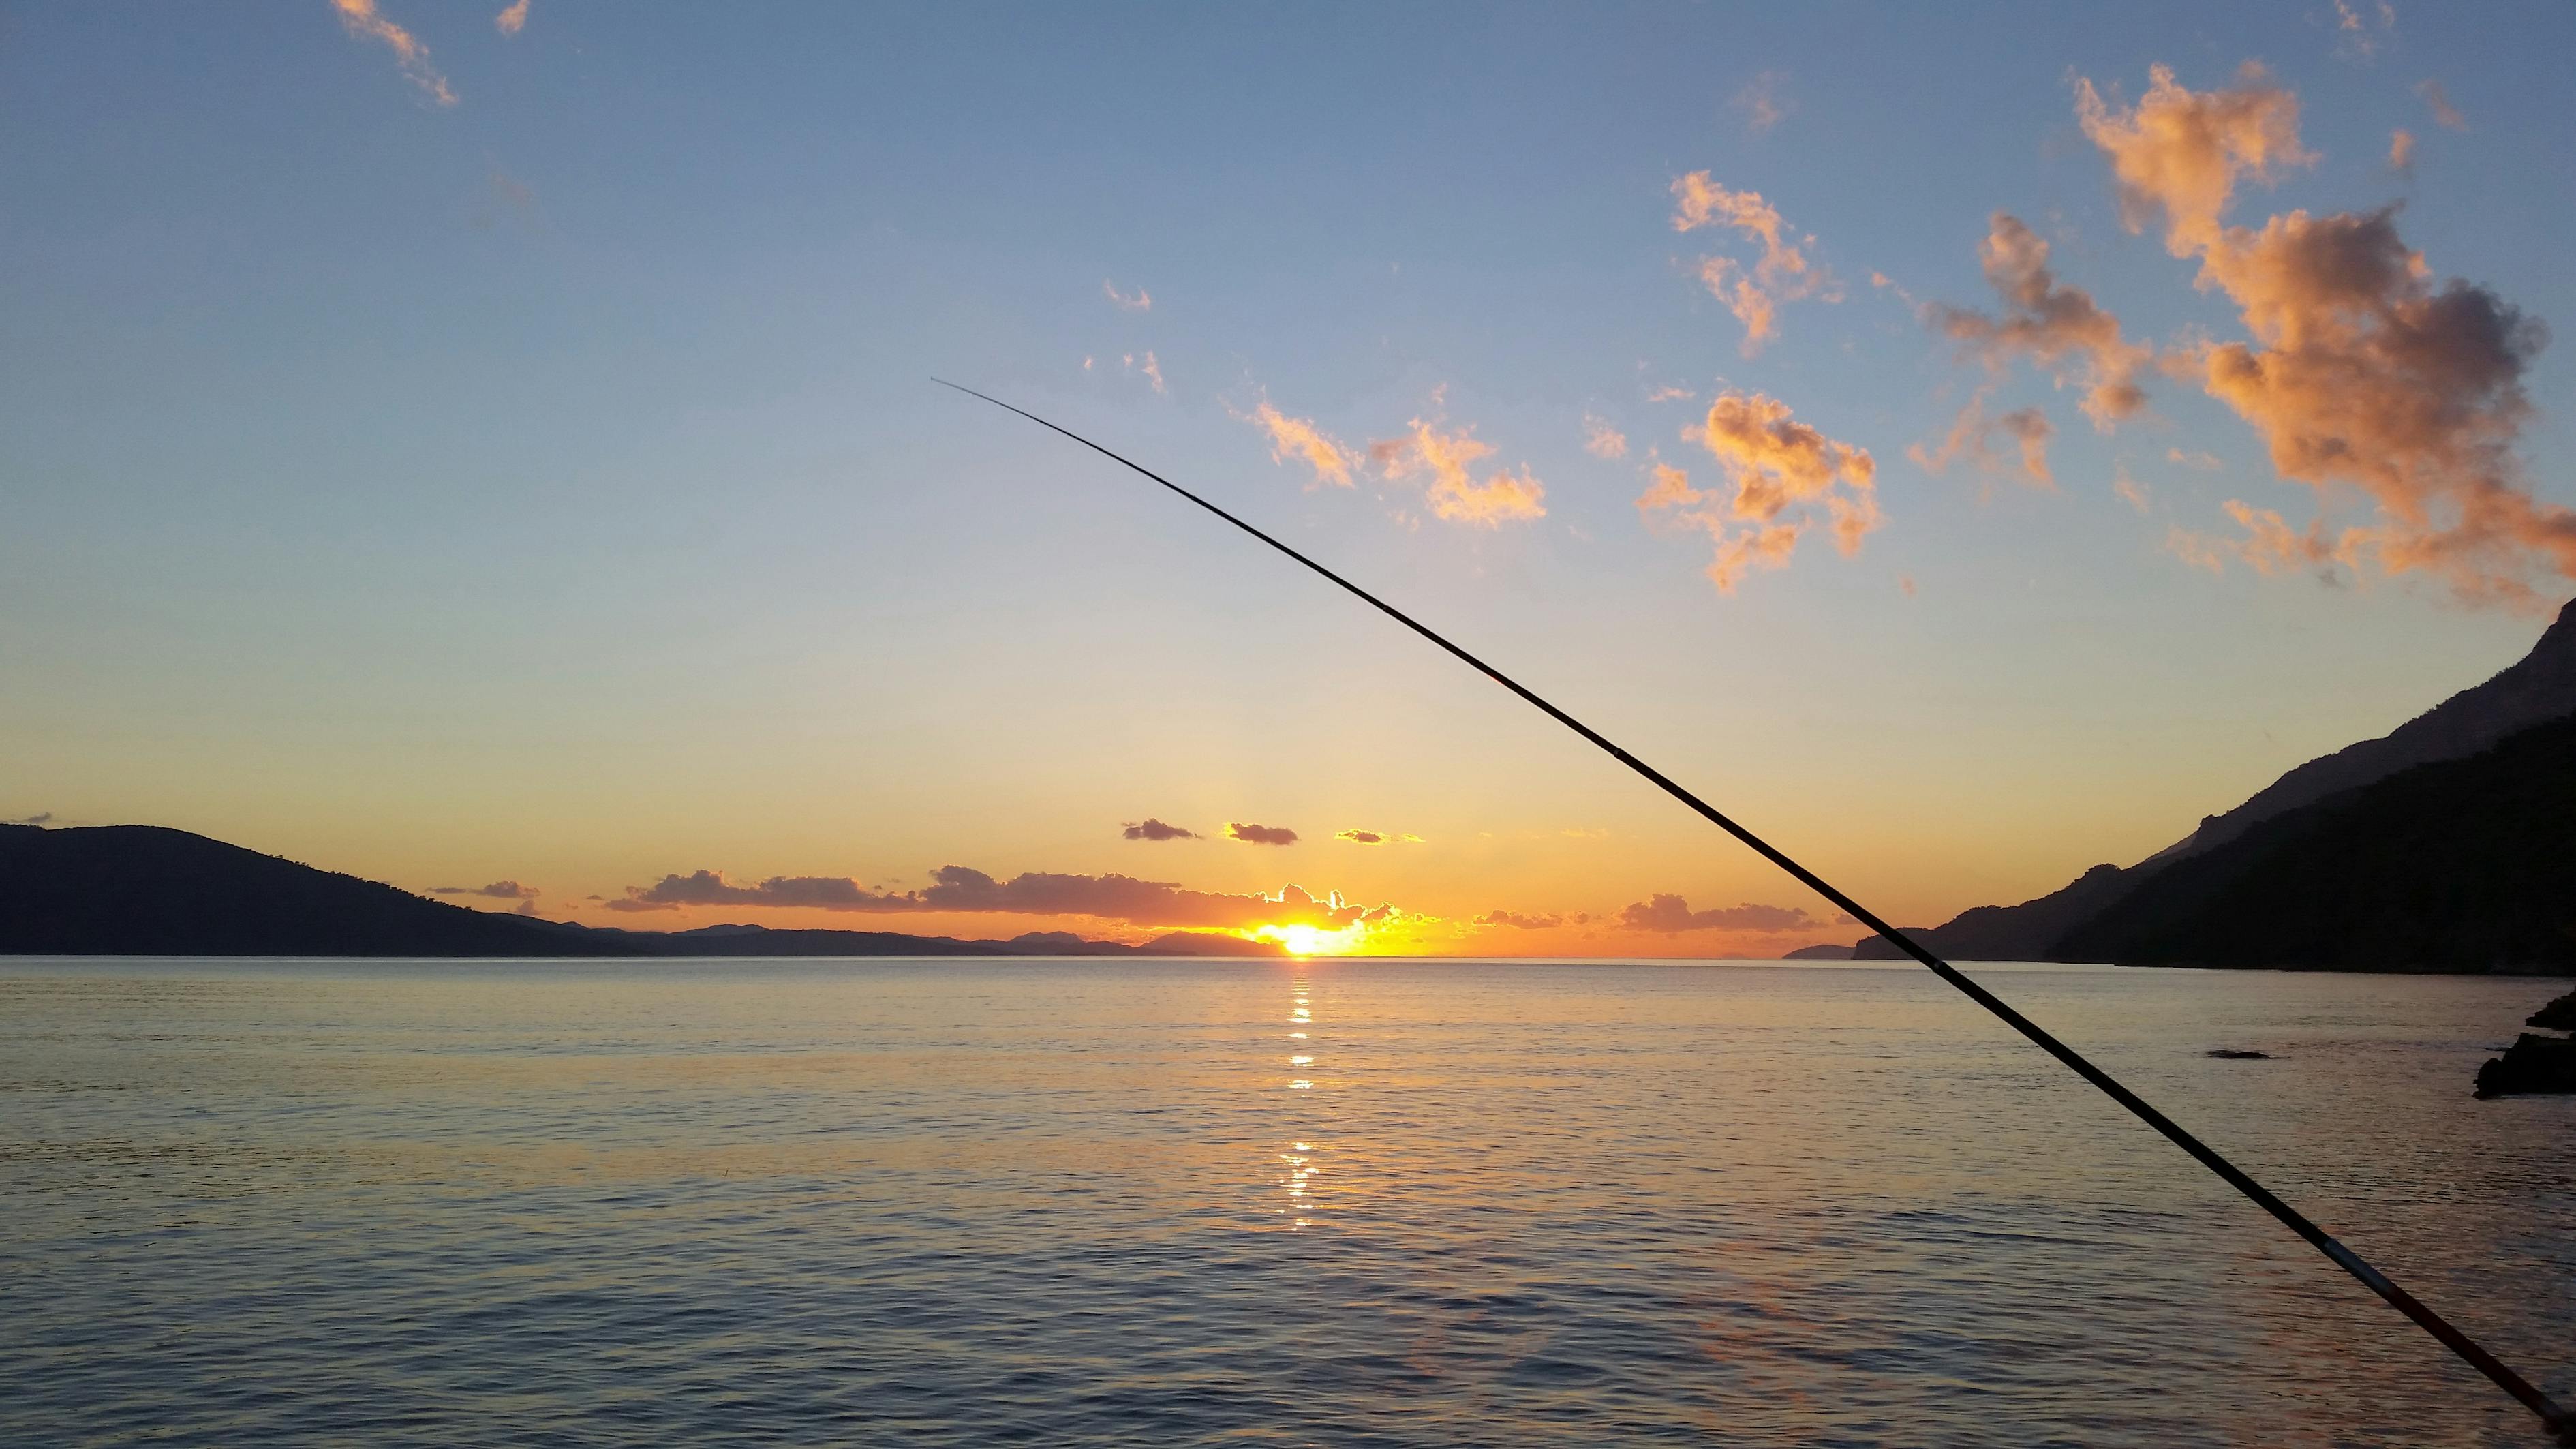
[2417, 79, 2468, 131]
[1238, 399, 1355, 487]
[1103, 279, 1152, 311]
[1336, 829, 1420, 845]
[1910, 390, 2053, 490]
[1643, 393, 1880, 592]
[2387, 128, 2415, 174]
[1582, 413, 1629, 459]
[1122, 818, 1199, 841]
[331, 0, 456, 106]
[433, 879, 538, 900]
[1227, 822, 1298, 846]
[495, 0, 528, 36]
[1373, 414, 1548, 526]
[2074, 61, 2310, 256]
[1669, 173, 1832, 354]
[1927, 213, 2151, 428]
[2081, 65, 2569, 606]
[1140, 350, 1165, 394]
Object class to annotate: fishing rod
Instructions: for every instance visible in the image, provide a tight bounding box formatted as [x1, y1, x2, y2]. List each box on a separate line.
[934, 378, 2570, 1440]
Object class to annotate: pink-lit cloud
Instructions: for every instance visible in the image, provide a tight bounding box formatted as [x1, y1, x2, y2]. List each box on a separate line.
[1927, 213, 2152, 429]
[1642, 393, 1882, 592]
[331, 0, 457, 106]
[1236, 399, 1355, 487]
[1372, 414, 1548, 526]
[2077, 63, 2568, 606]
[1103, 279, 1153, 311]
[495, 0, 528, 36]
[1670, 173, 1834, 354]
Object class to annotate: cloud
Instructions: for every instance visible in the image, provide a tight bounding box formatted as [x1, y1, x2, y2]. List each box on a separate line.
[1669, 174, 1834, 354]
[1475, 909, 1590, 930]
[495, 0, 528, 36]
[1618, 894, 1820, 933]
[2114, 466, 2152, 514]
[1237, 399, 1355, 487]
[10, 812, 52, 826]
[1141, 351, 1165, 394]
[1644, 384, 1696, 404]
[1122, 818, 1199, 842]
[1227, 822, 1299, 846]
[1732, 71, 1792, 134]
[331, 0, 457, 106]
[2079, 65, 2567, 605]
[1582, 413, 1629, 459]
[1909, 388, 2054, 489]
[1104, 279, 1153, 311]
[2387, 127, 2415, 174]
[433, 879, 540, 900]
[2074, 61, 2310, 256]
[1642, 392, 1882, 592]
[2331, 0, 2394, 60]
[1336, 829, 1420, 845]
[2417, 79, 2467, 131]
[610, 864, 1387, 930]
[2166, 447, 2221, 470]
[1926, 213, 2152, 428]
[1372, 414, 1548, 526]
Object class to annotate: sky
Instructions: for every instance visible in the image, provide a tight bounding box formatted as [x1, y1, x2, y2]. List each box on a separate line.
[3, 1, 2570, 956]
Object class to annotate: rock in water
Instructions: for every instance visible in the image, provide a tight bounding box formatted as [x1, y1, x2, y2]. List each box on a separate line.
[2528, 990, 2576, 1032]
[2473, 1033, 2576, 1099]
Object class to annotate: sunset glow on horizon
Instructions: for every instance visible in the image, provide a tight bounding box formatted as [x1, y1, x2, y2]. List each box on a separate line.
[3, 3, 2568, 957]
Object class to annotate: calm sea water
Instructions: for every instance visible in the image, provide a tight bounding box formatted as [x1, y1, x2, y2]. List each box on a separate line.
[3, 957, 2570, 1447]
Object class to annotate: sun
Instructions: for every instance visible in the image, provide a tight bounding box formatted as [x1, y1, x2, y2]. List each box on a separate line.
[1253, 922, 1363, 957]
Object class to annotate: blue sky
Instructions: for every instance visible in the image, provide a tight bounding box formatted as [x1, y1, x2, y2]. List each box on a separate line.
[3, 2, 2569, 952]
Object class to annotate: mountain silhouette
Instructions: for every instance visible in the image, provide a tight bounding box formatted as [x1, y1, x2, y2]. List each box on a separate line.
[0, 824, 1283, 958]
[1854, 598, 2576, 967]
[2047, 713, 2576, 972]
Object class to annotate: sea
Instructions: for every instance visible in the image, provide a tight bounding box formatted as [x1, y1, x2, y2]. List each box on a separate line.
[3, 956, 2569, 1447]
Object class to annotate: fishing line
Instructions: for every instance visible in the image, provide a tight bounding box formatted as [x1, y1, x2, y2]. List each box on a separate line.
[935, 378, 2569, 1439]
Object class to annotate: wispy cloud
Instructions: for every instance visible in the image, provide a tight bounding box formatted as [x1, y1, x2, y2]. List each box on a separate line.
[1642, 392, 1882, 592]
[1926, 213, 2151, 429]
[2387, 127, 2416, 174]
[1910, 388, 2054, 491]
[1122, 818, 1199, 841]
[1582, 413, 1629, 459]
[1732, 71, 1792, 134]
[1236, 398, 1355, 487]
[2078, 63, 2568, 605]
[1227, 822, 1299, 846]
[9, 812, 52, 826]
[1141, 350, 1165, 394]
[1670, 173, 1835, 355]
[2331, 0, 2395, 60]
[495, 0, 529, 37]
[331, 0, 457, 106]
[433, 879, 540, 900]
[2417, 79, 2467, 130]
[1336, 829, 1420, 845]
[1617, 894, 1821, 932]
[1371, 412, 1547, 526]
[1103, 279, 1153, 311]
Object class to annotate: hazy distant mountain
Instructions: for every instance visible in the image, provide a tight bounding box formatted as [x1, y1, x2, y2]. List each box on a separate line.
[0, 824, 1283, 959]
[2048, 713, 2576, 972]
[1854, 598, 2576, 964]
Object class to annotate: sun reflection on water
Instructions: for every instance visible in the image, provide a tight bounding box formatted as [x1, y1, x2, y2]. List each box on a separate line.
[1278, 969, 1323, 1229]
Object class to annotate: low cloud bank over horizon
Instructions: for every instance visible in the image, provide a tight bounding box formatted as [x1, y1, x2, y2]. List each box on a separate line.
[607, 863, 1393, 931]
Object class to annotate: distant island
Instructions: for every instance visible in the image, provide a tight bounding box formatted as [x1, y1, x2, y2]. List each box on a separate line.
[0, 823, 1283, 959]
[1844, 598, 2576, 975]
